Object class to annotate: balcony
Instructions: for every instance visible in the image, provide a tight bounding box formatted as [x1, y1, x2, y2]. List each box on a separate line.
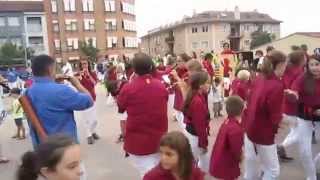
[165, 36, 174, 44]
[228, 32, 244, 39]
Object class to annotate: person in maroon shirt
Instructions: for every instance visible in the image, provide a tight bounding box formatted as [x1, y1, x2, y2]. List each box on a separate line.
[182, 71, 210, 172]
[77, 59, 100, 145]
[277, 50, 305, 161]
[143, 131, 204, 180]
[210, 96, 245, 180]
[231, 69, 251, 102]
[117, 53, 169, 177]
[243, 50, 287, 180]
[202, 53, 214, 80]
[285, 55, 320, 180]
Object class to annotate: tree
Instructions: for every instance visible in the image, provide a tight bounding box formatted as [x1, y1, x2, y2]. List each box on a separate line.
[79, 39, 100, 63]
[0, 42, 24, 65]
[250, 31, 274, 49]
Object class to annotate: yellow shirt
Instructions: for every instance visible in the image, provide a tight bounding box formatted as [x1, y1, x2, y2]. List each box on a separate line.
[12, 99, 23, 119]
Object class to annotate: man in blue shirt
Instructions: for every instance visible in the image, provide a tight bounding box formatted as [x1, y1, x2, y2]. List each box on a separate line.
[27, 55, 93, 147]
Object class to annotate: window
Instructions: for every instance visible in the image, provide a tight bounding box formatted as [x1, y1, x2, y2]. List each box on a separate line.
[104, 0, 115, 12]
[66, 38, 79, 50]
[85, 37, 97, 47]
[191, 27, 198, 33]
[201, 41, 209, 49]
[0, 17, 5, 26]
[121, 2, 135, 15]
[223, 24, 229, 32]
[107, 37, 117, 48]
[123, 37, 138, 48]
[83, 19, 95, 31]
[202, 26, 208, 32]
[53, 20, 59, 32]
[192, 42, 198, 49]
[65, 19, 77, 31]
[8, 17, 20, 26]
[64, 0, 76, 12]
[82, 0, 94, 12]
[10, 37, 22, 47]
[51, 0, 58, 13]
[27, 17, 42, 33]
[105, 19, 116, 31]
[54, 39, 61, 51]
[244, 39, 251, 46]
[123, 20, 136, 31]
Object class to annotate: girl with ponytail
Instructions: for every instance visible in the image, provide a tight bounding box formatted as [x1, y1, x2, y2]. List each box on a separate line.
[17, 135, 82, 180]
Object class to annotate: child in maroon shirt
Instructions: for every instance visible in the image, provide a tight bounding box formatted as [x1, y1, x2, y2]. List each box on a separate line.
[210, 96, 245, 180]
[144, 131, 204, 180]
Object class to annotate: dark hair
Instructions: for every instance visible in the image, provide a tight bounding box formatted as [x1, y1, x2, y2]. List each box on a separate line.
[266, 46, 275, 53]
[303, 55, 320, 95]
[183, 71, 208, 112]
[223, 42, 230, 48]
[179, 53, 192, 63]
[167, 56, 176, 66]
[261, 50, 286, 77]
[192, 51, 197, 59]
[291, 45, 301, 51]
[160, 131, 194, 180]
[301, 44, 308, 51]
[31, 55, 55, 76]
[204, 53, 213, 61]
[288, 50, 305, 67]
[226, 96, 244, 117]
[186, 60, 203, 72]
[255, 50, 263, 56]
[16, 135, 76, 180]
[79, 58, 92, 72]
[214, 77, 221, 84]
[132, 53, 153, 75]
[10, 88, 21, 95]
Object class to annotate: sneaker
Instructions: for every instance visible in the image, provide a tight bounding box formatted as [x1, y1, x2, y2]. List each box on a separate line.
[92, 133, 100, 140]
[87, 136, 94, 145]
[277, 145, 294, 162]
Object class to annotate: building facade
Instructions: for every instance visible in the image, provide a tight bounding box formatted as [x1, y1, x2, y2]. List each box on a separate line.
[141, 7, 281, 57]
[43, 0, 138, 64]
[0, 1, 49, 56]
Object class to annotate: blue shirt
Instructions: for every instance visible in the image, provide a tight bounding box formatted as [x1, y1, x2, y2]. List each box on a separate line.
[27, 77, 93, 147]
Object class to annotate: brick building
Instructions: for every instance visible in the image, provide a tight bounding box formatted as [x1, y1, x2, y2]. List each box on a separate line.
[43, 0, 138, 65]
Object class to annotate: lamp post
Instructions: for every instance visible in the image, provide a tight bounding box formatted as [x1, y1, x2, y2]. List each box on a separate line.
[22, 33, 28, 68]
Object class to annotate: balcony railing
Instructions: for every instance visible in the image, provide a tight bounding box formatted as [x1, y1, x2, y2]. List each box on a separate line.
[228, 32, 243, 39]
[165, 36, 174, 44]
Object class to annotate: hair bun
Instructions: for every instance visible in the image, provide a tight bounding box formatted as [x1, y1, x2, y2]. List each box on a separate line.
[17, 151, 39, 180]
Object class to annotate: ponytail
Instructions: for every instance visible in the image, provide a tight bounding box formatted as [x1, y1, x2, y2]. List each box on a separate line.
[17, 151, 39, 180]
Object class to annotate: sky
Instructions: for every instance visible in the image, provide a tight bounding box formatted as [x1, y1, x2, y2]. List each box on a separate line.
[5, 0, 320, 38]
[135, 0, 320, 38]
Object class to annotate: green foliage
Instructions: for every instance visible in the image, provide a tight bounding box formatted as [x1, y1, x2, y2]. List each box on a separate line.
[0, 42, 35, 66]
[250, 31, 274, 49]
[79, 39, 100, 63]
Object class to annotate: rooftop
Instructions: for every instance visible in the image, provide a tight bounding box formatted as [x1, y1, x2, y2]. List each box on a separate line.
[143, 9, 281, 38]
[295, 32, 320, 38]
[0, 1, 44, 13]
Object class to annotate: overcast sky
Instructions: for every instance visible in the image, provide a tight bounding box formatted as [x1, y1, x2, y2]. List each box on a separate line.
[136, 0, 320, 38]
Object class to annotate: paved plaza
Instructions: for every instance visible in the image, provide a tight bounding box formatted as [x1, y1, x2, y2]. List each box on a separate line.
[0, 84, 319, 180]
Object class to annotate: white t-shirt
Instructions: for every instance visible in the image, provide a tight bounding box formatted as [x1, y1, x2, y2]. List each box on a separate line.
[212, 84, 223, 103]
[258, 57, 264, 66]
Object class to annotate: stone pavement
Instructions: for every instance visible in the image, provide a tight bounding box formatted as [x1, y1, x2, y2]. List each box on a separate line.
[0, 84, 319, 180]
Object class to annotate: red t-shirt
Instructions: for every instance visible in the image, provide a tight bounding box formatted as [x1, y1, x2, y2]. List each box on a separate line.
[79, 72, 97, 101]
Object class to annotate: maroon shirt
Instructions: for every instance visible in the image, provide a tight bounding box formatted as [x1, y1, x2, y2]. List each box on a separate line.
[173, 66, 189, 111]
[210, 117, 244, 180]
[202, 60, 214, 77]
[282, 66, 304, 115]
[244, 74, 284, 145]
[117, 74, 169, 155]
[79, 72, 97, 101]
[184, 92, 210, 149]
[143, 164, 204, 180]
[108, 67, 117, 81]
[292, 74, 320, 121]
[231, 79, 251, 101]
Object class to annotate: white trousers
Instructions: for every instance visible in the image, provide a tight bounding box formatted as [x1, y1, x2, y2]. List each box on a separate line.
[281, 114, 299, 148]
[244, 135, 280, 180]
[128, 153, 160, 178]
[175, 110, 186, 129]
[80, 162, 87, 180]
[83, 104, 98, 138]
[294, 119, 319, 180]
[183, 129, 209, 173]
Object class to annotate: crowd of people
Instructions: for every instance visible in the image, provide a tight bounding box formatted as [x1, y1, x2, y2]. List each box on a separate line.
[0, 43, 319, 180]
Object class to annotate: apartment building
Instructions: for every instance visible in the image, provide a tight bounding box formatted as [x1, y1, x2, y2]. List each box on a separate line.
[43, 0, 138, 64]
[141, 7, 281, 57]
[0, 1, 49, 56]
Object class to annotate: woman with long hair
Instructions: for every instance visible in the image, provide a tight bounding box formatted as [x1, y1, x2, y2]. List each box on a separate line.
[244, 50, 287, 180]
[286, 54, 320, 180]
[16, 135, 82, 180]
[77, 59, 100, 145]
[143, 131, 204, 180]
[182, 71, 210, 172]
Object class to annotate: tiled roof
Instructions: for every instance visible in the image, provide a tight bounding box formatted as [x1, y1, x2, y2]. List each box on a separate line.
[143, 10, 281, 38]
[0, 1, 44, 12]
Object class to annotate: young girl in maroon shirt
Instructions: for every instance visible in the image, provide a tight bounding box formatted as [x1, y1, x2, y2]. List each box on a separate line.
[143, 131, 204, 180]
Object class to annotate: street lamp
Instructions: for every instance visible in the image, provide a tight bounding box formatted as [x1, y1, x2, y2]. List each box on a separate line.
[22, 33, 28, 68]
